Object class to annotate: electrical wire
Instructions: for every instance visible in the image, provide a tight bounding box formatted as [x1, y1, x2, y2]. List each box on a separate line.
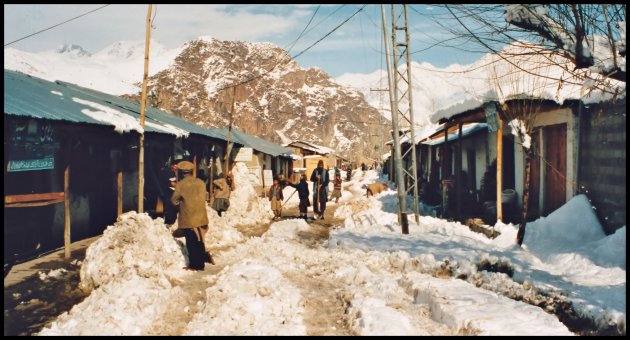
[4, 5, 111, 47]
[218, 5, 367, 92]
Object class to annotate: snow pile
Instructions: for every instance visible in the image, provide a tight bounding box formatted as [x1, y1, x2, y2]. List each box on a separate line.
[334, 253, 417, 335]
[588, 226, 626, 269]
[39, 278, 187, 335]
[185, 261, 306, 335]
[523, 194, 608, 260]
[523, 195, 626, 331]
[215, 162, 273, 228]
[401, 272, 573, 335]
[348, 297, 415, 335]
[200, 206, 246, 249]
[79, 211, 186, 292]
[38, 268, 68, 281]
[331, 187, 626, 335]
[265, 218, 311, 241]
[333, 169, 389, 220]
[215, 219, 452, 335]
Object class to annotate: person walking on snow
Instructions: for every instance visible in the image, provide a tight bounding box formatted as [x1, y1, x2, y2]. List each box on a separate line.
[268, 177, 284, 219]
[284, 174, 310, 219]
[330, 173, 342, 203]
[310, 160, 329, 220]
[171, 161, 210, 271]
[211, 176, 231, 216]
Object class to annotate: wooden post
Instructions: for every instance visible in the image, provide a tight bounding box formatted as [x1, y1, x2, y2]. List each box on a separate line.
[497, 117, 503, 222]
[117, 170, 123, 217]
[224, 86, 236, 178]
[517, 147, 532, 246]
[442, 125, 449, 179]
[138, 4, 152, 213]
[456, 122, 463, 220]
[64, 163, 71, 259]
[209, 157, 214, 202]
[193, 155, 197, 178]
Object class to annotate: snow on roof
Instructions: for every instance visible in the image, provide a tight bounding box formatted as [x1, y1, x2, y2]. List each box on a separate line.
[429, 42, 626, 124]
[286, 140, 336, 155]
[422, 123, 488, 146]
[398, 124, 443, 145]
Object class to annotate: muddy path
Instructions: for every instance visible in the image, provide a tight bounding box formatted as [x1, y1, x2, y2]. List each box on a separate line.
[4, 240, 94, 336]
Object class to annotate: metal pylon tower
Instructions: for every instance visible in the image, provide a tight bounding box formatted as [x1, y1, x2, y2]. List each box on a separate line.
[381, 4, 419, 233]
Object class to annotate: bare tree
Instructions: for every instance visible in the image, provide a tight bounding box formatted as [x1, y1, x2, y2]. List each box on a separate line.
[432, 4, 625, 88]
[488, 48, 565, 245]
[504, 4, 625, 82]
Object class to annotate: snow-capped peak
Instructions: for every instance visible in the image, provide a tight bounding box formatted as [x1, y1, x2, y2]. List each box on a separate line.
[56, 43, 91, 57]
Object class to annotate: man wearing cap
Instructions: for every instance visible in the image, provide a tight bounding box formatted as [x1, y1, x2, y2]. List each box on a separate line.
[171, 160, 210, 271]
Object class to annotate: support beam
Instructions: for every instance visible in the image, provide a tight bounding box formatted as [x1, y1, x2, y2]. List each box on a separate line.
[193, 155, 197, 178]
[137, 4, 152, 213]
[497, 117, 503, 222]
[117, 170, 123, 217]
[64, 163, 71, 259]
[456, 123, 463, 220]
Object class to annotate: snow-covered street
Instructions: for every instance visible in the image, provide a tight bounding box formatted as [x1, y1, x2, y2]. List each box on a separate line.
[7, 166, 618, 335]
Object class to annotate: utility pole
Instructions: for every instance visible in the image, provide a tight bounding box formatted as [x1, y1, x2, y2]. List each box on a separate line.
[390, 4, 420, 224]
[224, 85, 235, 177]
[138, 4, 152, 213]
[381, 5, 408, 233]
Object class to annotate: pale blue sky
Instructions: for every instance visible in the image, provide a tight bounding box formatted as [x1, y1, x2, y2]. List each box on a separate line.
[4, 4, 492, 78]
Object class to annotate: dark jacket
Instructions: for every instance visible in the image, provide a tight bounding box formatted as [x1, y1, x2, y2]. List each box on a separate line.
[287, 179, 310, 199]
[268, 184, 284, 201]
[310, 167, 329, 195]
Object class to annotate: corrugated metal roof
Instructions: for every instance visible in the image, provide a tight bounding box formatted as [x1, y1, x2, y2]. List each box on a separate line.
[4, 69, 182, 135]
[4, 69, 292, 157]
[211, 128, 293, 158]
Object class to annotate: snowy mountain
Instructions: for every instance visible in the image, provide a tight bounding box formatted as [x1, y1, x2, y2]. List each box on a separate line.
[123, 37, 383, 161]
[4, 40, 183, 96]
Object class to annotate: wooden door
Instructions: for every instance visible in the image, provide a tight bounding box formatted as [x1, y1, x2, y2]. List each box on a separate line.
[528, 129, 541, 219]
[543, 123, 567, 215]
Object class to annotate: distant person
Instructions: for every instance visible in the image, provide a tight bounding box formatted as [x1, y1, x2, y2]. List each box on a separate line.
[268, 178, 284, 219]
[346, 166, 352, 180]
[285, 174, 310, 219]
[330, 173, 342, 203]
[226, 171, 235, 191]
[171, 161, 210, 271]
[212, 175, 231, 217]
[310, 160, 329, 220]
[333, 166, 340, 177]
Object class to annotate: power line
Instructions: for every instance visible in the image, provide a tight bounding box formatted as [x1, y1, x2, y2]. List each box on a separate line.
[284, 5, 321, 54]
[4, 5, 111, 47]
[218, 5, 367, 92]
[292, 5, 366, 60]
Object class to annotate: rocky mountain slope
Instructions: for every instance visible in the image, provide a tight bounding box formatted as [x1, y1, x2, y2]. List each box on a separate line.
[124, 37, 383, 161]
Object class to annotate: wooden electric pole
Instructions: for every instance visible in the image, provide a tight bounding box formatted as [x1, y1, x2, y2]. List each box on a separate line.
[224, 85, 235, 177]
[138, 4, 152, 213]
